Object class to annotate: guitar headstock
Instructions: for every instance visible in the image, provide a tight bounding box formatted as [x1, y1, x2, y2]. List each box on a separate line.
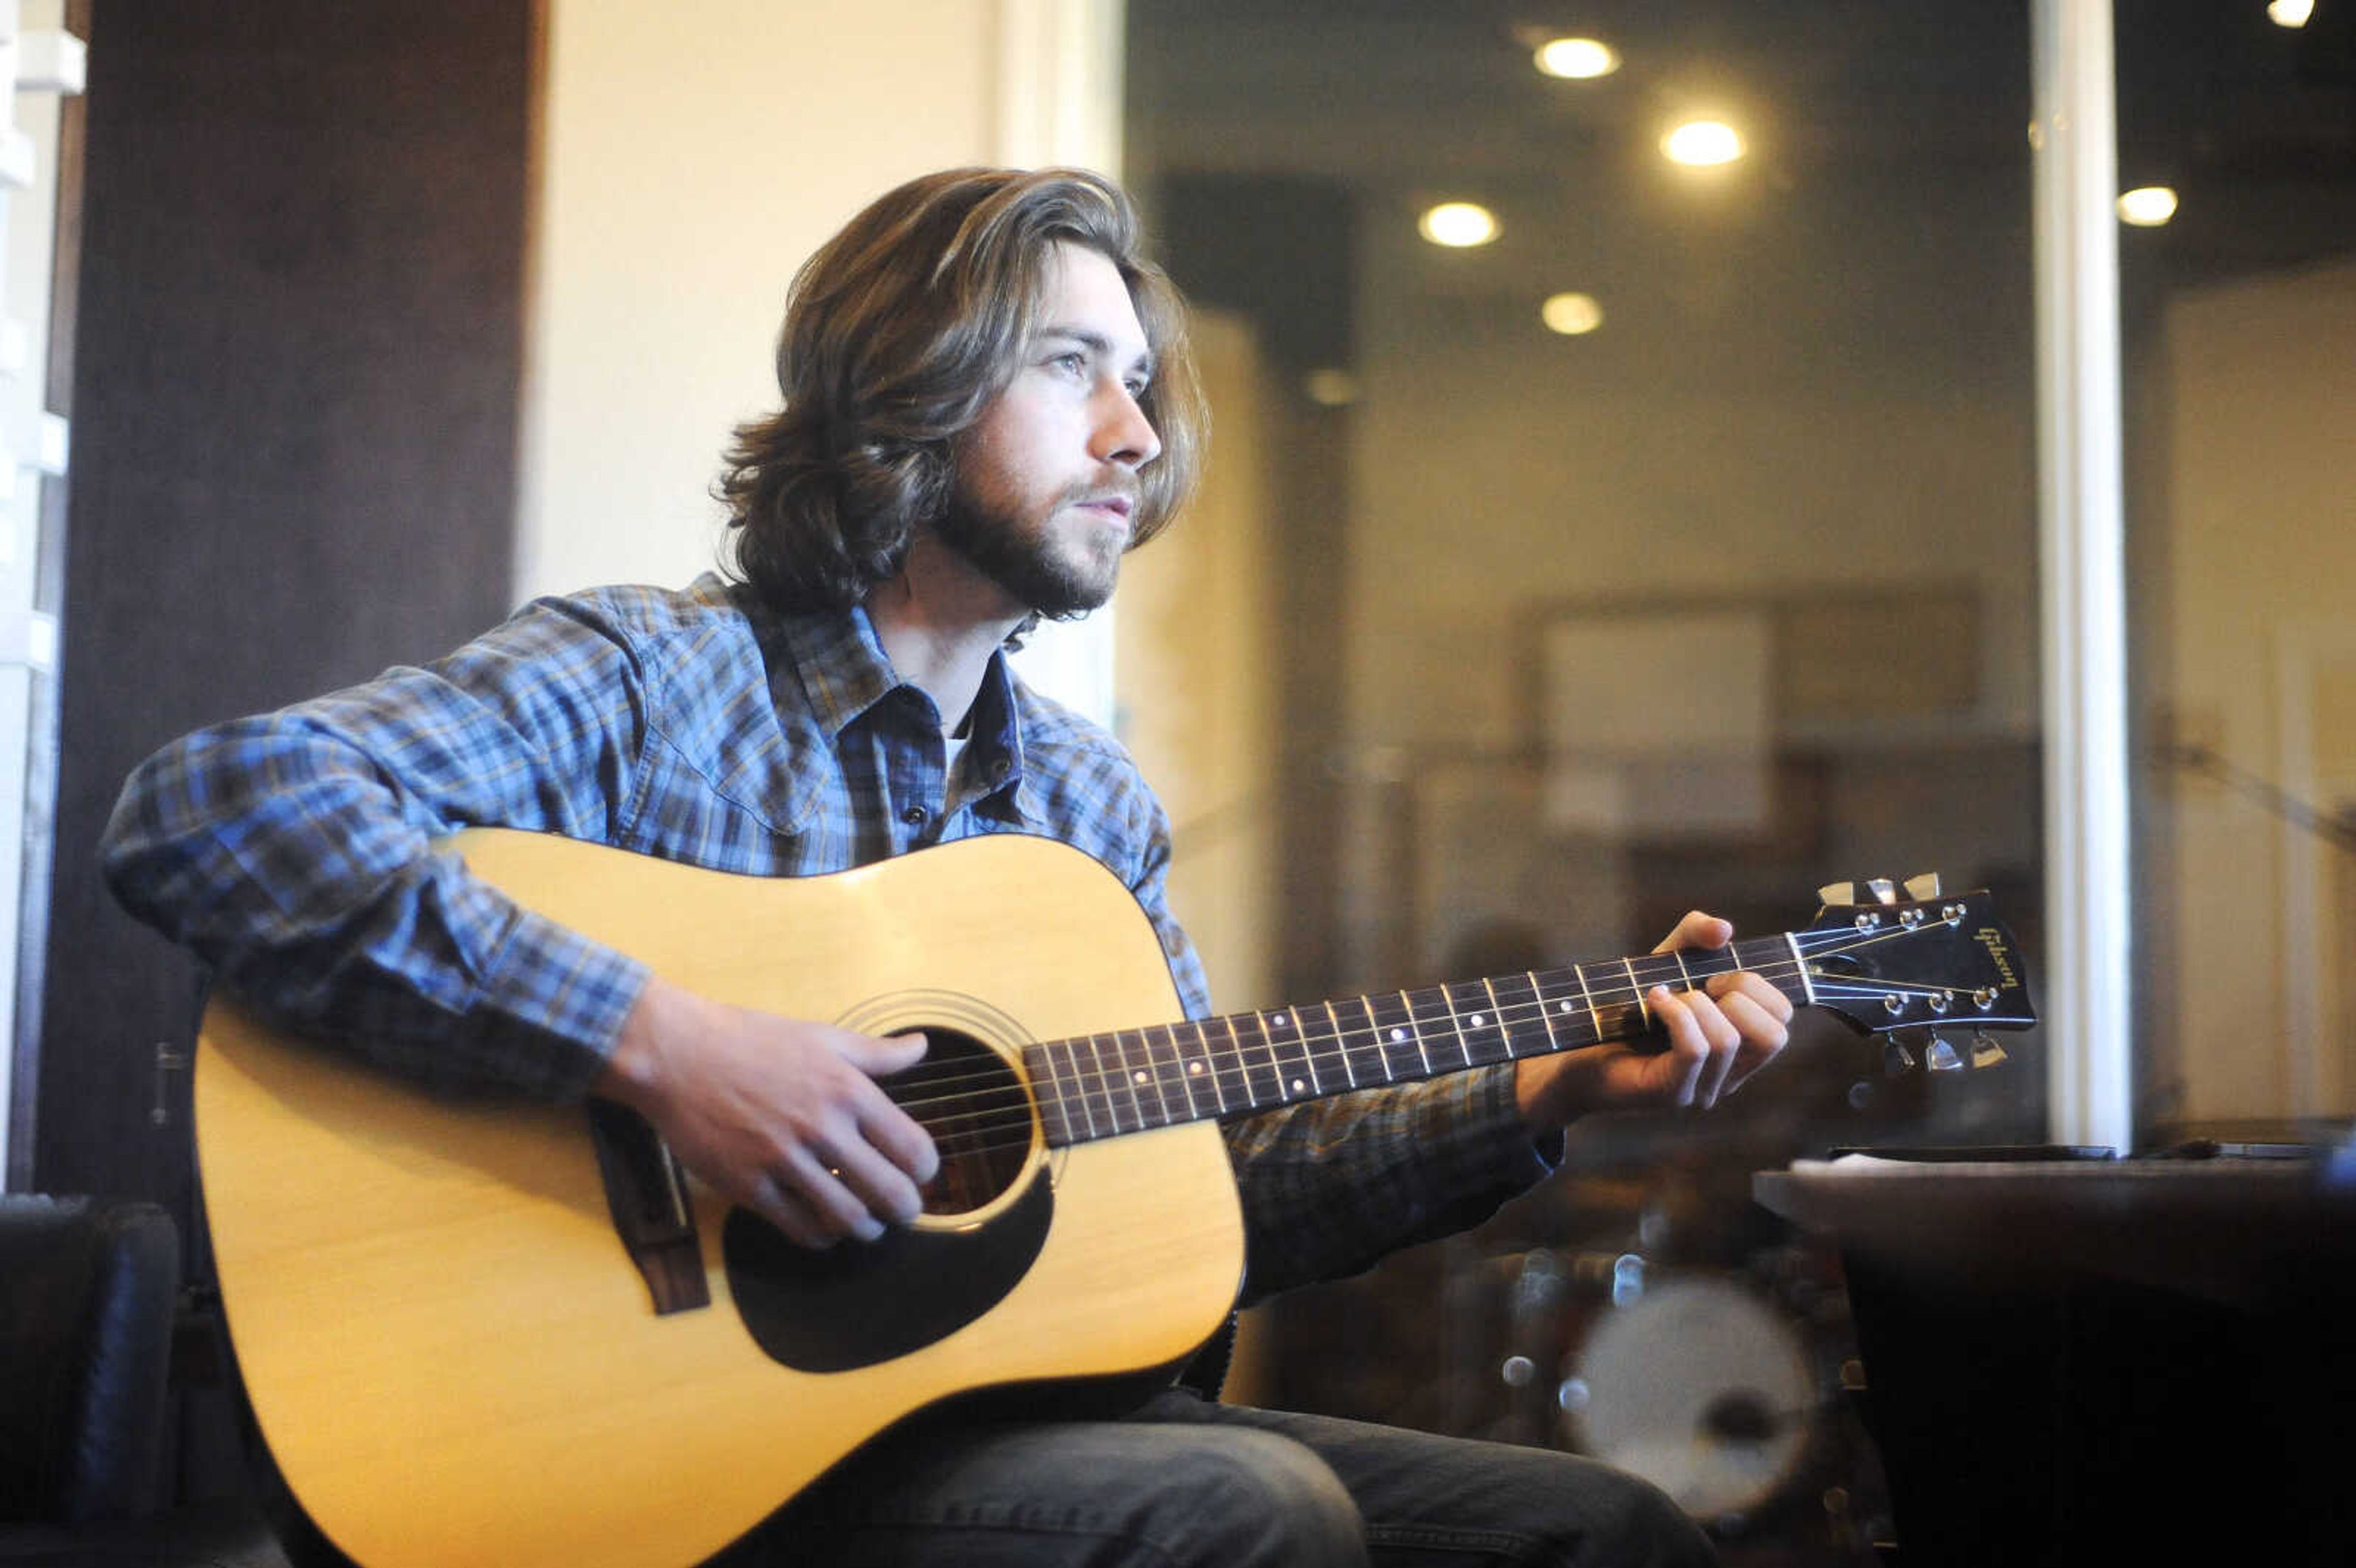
[1801, 874, 2036, 1074]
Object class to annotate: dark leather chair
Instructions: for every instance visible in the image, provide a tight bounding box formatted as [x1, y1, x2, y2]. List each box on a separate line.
[0, 1195, 289, 1567]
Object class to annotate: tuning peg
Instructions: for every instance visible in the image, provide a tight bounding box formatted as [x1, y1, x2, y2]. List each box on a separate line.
[1969, 1032, 2009, 1070]
[1885, 1029, 1922, 1075]
[1924, 1034, 1963, 1072]
[1866, 878, 1898, 905]
[1904, 872, 1942, 899]
[1819, 880, 1857, 906]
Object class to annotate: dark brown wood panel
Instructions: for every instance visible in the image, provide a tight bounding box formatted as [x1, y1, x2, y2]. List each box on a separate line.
[33, 2, 536, 1211]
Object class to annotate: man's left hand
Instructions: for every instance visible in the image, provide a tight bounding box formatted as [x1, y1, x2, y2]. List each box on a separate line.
[1512, 911, 1793, 1131]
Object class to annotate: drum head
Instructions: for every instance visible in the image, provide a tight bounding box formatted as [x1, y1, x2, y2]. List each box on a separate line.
[1561, 1275, 1819, 1523]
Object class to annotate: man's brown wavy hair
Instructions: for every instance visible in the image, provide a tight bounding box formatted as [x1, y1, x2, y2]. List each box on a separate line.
[718, 167, 1207, 614]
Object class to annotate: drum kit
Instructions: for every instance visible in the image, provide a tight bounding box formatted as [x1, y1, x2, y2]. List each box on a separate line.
[1440, 1172, 1885, 1553]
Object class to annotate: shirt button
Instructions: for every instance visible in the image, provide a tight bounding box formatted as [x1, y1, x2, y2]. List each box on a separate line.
[990, 757, 1011, 780]
[901, 804, 930, 827]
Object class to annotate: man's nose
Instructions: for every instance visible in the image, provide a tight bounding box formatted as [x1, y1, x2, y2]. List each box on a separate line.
[1092, 382, 1161, 469]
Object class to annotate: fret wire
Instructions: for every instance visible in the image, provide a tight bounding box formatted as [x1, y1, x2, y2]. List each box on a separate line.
[1341, 994, 1391, 1084]
[1403, 990, 1433, 1075]
[1620, 958, 1653, 1029]
[1574, 962, 1605, 1039]
[1235, 1010, 1275, 1109]
[1193, 1019, 1230, 1114]
[1322, 999, 1357, 1088]
[1268, 1007, 1316, 1098]
[1408, 986, 1460, 1074]
[1365, 991, 1415, 1083]
[1084, 1034, 1132, 1133]
[1123, 1029, 1170, 1126]
[1490, 971, 1550, 1059]
[1187, 1012, 1225, 1111]
[1174, 1023, 1207, 1121]
[1528, 971, 1562, 1054]
[1114, 1030, 1158, 1127]
[1237, 1011, 1284, 1108]
[1147, 1023, 1195, 1124]
[1058, 1037, 1099, 1140]
[1474, 977, 1510, 1065]
[1024, 1043, 1066, 1145]
[1529, 969, 1590, 1048]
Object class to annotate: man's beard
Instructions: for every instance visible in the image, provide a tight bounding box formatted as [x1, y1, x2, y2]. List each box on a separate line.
[933, 480, 1128, 619]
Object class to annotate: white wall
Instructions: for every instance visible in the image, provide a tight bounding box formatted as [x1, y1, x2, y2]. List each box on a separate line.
[523, 1, 997, 600]
[522, 1, 1128, 722]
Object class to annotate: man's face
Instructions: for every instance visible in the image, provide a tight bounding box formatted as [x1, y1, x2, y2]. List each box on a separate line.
[936, 242, 1163, 618]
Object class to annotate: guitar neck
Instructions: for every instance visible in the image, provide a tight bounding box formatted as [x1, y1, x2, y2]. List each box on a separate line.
[1023, 935, 1807, 1147]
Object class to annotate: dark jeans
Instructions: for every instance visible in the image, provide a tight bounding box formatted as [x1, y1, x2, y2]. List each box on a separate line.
[724, 1387, 1715, 1567]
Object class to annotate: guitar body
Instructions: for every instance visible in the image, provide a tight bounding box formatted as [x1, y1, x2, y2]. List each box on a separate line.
[196, 830, 1245, 1568]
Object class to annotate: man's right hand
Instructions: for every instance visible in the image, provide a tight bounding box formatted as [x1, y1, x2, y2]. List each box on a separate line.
[592, 975, 939, 1248]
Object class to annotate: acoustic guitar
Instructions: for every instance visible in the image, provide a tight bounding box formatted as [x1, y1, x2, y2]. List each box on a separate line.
[194, 829, 2035, 1568]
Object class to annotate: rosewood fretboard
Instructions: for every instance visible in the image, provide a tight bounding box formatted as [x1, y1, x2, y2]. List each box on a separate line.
[1021, 936, 1808, 1147]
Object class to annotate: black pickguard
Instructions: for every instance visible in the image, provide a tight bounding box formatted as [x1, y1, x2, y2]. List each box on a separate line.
[722, 1163, 1053, 1372]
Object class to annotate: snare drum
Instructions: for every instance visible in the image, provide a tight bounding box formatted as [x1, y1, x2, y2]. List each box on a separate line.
[1557, 1274, 1825, 1527]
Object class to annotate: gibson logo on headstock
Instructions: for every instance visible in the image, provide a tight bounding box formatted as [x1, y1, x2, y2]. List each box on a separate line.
[1975, 928, 2018, 990]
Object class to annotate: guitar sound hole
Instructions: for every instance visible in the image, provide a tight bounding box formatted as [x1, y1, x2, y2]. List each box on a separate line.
[890, 1028, 1034, 1218]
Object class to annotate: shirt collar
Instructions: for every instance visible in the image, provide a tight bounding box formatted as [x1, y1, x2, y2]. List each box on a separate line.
[771, 599, 1035, 821]
[773, 601, 901, 740]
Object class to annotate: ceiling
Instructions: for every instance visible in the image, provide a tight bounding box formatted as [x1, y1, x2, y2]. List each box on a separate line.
[1127, 0, 2356, 290]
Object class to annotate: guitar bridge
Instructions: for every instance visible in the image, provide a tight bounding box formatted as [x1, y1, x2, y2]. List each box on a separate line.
[586, 1097, 710, 1316]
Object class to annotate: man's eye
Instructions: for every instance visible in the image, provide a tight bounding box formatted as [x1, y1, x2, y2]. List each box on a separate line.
[1125, 379, 1150, 399]
[1050, 352, 1087, 375]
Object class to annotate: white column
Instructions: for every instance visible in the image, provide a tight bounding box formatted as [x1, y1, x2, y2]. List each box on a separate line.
[2033, 0, 2135, 1152]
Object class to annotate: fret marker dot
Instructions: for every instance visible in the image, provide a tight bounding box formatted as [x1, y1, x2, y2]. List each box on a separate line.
[1560, 1002, 1574, 1013]
[1133, 1070, 1149, 1085]
[1391, 1028, 1407, 1042]
[1188, 1061, 1204, 1074]
[1291, 1078, 1306, 1093]
[1272, 1013, 1289, 1029]
[1471, 1013, 1487, 1028]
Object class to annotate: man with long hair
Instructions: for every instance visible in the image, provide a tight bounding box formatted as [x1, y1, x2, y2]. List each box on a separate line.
[105, 167, 1789, 1566]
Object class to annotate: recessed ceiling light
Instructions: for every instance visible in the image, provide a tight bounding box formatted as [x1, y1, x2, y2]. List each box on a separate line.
[2268, 0, 2314, 27]
[1419, 201, 1500, 248]
[2117, 186, 2178, 226]
[1541, 293, 1605, 336]
[1662, 119, 1744, 166]
[1534, 37, 1620, 80]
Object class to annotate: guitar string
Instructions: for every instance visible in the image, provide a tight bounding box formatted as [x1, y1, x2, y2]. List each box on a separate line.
[860, 922, 1986, 1125]
[877, 1004, 2009, 1166]
[896, 986, 2020, 1170]
[885, 909, 1969, 1106]
[866, 949, 1820, 1119]
[869, 926, 1988, 1136]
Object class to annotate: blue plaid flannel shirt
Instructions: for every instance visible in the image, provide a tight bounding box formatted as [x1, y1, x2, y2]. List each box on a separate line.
[103, 575, 1551, 1299]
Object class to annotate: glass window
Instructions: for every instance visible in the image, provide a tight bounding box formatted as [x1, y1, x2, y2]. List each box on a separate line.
[2120, 1, 2356, 1143]
[1118, 1, 2050, 1549]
